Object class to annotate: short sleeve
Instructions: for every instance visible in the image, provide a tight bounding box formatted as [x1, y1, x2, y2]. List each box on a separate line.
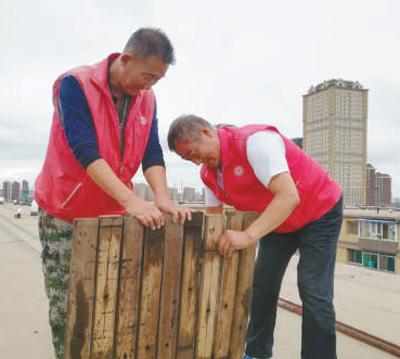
[246, 130, 289, 187]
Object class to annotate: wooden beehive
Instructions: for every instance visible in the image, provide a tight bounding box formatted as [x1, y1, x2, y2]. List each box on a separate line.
[64, 211, 257, 359]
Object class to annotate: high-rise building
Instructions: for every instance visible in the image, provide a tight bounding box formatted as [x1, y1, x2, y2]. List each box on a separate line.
[182, 187, 195, 203]
[194, 189, 205, 202]
[2, 181, 11, 201]
[376, 172, 392, 206]
[21, 180, 30, 203]
[366, 163, 377, 206]
[303, 79, 368, 206]
[134, 183, 155, 202]
[365, 165, 392, 207]
[169, 187, 179, 202]
[11, 181, 21, 201]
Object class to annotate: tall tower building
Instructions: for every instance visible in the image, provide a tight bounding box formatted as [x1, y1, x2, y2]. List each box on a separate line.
[21, 180, 30, 203]
[11, 181, 21, 201]
[182, 187, 195, 203]
[2, 181, 11, 201]
[303, 79, 368, 206]
[376, 172, 392, 206]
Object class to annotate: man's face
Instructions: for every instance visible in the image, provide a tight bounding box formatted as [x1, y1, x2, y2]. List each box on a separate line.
[175, 130, 220, 168]
[119, 54, 168, 95]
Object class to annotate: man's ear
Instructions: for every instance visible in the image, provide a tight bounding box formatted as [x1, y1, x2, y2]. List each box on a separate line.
[120, 52, 135, 66]
[201, 127, 214, 139]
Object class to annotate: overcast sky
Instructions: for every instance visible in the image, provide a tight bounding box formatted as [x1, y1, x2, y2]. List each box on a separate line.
[1, 0, 399, 197]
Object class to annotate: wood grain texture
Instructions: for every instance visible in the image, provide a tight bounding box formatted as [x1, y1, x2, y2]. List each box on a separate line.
[157, 214, 184, 358]
[229, 212, 258, 359]
[195, 214, 223, 359]
[65, 218, 99, 359]
[176, 212, 204, 359]
[115, 217, 144, 359]
[213, 211, 244, 358]
[91, 216, 123, 359]
[136, 226, 165, 359]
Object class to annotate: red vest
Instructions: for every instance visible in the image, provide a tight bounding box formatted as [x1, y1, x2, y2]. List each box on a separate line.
[35, 54, 155, 222]
[201, 125, 342, 233]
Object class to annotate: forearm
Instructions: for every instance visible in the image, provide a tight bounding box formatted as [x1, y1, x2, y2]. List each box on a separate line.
[245, 192, 299, 242]
[144, 165, 170, 203]
[86, 158, 138, 207]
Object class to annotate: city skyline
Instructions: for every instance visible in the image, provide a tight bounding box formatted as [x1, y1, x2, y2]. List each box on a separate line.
[1, 0, 399, 197]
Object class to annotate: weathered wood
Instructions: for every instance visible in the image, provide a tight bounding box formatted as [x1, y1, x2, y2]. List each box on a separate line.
[176, 212, 204, 359]
[229, 212, 258, 359]
[195, 214, 224, 359]
[115, 217, 144, 359]
[157, 215, 184, 358]
[65, 218, 99, 359]
[91, 216, 123, 359]
[213, 211, 244, 358]
[136, 226, 165, 359]
[66, 211, 258, 359]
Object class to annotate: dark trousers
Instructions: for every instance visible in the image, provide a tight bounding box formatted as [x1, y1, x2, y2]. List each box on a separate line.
[245, 198, 343, 359]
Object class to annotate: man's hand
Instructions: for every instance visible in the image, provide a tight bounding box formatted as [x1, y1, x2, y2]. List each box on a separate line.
[143, 165, 192, 224]
[218, 230, 256, 257]
[124, 197, 165, 230]
[155, 200, 192, 224]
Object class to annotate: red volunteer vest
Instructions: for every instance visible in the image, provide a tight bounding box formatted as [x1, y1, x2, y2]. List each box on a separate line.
[201, 125, 342, 233]
[35, 54, 155, 222]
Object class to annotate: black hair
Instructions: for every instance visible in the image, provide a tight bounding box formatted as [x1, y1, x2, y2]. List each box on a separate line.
[124, 28, 175, 64]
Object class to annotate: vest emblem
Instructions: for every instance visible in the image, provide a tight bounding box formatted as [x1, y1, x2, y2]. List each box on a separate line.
[139, 116, 147, 126]
[234, 166, 244, 176]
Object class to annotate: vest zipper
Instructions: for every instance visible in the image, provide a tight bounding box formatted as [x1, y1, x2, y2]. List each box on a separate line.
[118, 96, 131, 175]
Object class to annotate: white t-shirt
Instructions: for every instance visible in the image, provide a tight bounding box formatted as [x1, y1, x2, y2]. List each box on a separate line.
[205, 130, 289, 207]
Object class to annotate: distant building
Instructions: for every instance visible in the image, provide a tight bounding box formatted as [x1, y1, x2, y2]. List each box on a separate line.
[365, 165, 392, 207]
[303, 79, 368, 207]
[194, 189, 205, 203]
[134, 183, 154, 202]
[21, 180, 30, 203]
[376, 172, 392, 206]
[337, 208, 399, 274]
[11, 181, 21, 201]
[182, 187, 195, 203]
[2, 181, 11, 201]
[169, 187, 179, 202]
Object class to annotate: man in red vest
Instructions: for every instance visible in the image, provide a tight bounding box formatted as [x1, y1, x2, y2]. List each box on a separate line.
[168, 115, 343, 359]
[35, 29, 191, 358]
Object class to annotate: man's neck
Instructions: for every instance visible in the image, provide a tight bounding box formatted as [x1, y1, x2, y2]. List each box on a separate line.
[108, 58, 124, 101]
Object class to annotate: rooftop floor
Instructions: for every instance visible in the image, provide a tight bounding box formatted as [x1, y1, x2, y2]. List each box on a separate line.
[0, 203, 398, 358]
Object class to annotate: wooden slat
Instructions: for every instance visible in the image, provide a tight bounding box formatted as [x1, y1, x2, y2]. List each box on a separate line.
[176, 212, 204, 359]
[115, 217, 144, 359]
[213, 212, 244, 358]
[65, 218, 99, 359]
[136, 226, 165, 359]
[157, 214, 184, 358]
[229, 212, 258, 359]
[195, 214, 224, 359]
[91, 216, 123, 359]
